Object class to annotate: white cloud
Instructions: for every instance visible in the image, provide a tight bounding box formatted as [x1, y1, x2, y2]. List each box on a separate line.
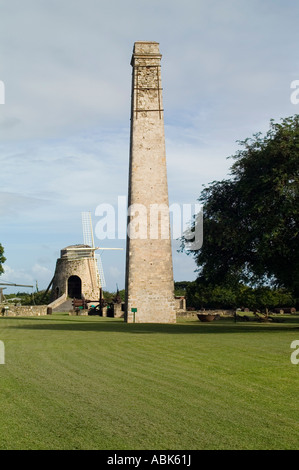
[108, 266, 122, 280]
[1, 0, 299, 291]
[1, 265, 34, 289]
[32, 263, 52, 279]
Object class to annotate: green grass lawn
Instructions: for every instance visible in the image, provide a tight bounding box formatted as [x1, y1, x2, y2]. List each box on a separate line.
[0, 313, 299, 450]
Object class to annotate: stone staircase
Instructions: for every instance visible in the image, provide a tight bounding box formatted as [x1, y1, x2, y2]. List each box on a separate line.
[52, 298, 73, 312]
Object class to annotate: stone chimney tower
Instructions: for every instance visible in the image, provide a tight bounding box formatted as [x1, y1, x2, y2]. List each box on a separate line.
[125, 41, 176, 323]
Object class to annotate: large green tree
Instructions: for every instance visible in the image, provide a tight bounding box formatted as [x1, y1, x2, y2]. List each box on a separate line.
[182, 115, 299, 297]
[0, 243, 5, 275]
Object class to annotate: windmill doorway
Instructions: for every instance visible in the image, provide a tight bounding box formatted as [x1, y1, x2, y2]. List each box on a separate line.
[68, 275, 82, 299]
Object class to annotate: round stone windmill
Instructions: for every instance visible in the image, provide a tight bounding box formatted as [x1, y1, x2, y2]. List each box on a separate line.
[49, 212, 106, 305]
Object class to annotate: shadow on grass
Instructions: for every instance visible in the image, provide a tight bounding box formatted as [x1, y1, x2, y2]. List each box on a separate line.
[1, 314, 299, 335]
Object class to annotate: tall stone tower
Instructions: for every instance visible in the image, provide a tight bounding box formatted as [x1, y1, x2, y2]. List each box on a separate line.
[125, 41, 176, 323]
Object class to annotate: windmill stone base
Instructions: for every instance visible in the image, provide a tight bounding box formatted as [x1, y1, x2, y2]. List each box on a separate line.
[50, 245, 100, 303]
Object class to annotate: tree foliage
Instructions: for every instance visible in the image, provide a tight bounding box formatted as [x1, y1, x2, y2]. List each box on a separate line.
[182, 115, 299, 297]
[0, 244, 6, 275]
[5, 290, 52, 305]
[185, 281, 295, 311]
[103, 289, 125, 303]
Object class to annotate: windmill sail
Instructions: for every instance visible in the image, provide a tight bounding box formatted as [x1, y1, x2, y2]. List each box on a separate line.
[81, 211, 122, 291]
[81, 211, 106, 289]
[96, 254, 106, 288]
[82, 211, 94, 248]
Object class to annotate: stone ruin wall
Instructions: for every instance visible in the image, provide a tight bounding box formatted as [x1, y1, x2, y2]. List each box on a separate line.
[1, 304, 48, 316]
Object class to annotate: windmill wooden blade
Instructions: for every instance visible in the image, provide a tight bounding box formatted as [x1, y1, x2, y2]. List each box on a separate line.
[81, 212, 94, 248]
[96, 254, 106, 288]
[81, 211, 123, 290]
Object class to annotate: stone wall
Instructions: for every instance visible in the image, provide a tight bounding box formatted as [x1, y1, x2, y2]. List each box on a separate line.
[175, 296, 186, 312]
[1, 304, 48, 317]
[177, 309, 236, 318]
[69, 309, 89, 316]
[112, 303, 124, 318]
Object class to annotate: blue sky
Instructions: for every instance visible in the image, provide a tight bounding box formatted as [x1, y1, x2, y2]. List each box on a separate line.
[0, 0, 299, 293]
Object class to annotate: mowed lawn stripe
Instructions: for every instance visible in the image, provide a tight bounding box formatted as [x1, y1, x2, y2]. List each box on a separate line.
[0, 314, 298, 449]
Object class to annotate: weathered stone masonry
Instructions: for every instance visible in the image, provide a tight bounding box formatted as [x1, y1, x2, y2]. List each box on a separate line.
[125, 42, 176, 323]
[50, 245, 100, 303]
